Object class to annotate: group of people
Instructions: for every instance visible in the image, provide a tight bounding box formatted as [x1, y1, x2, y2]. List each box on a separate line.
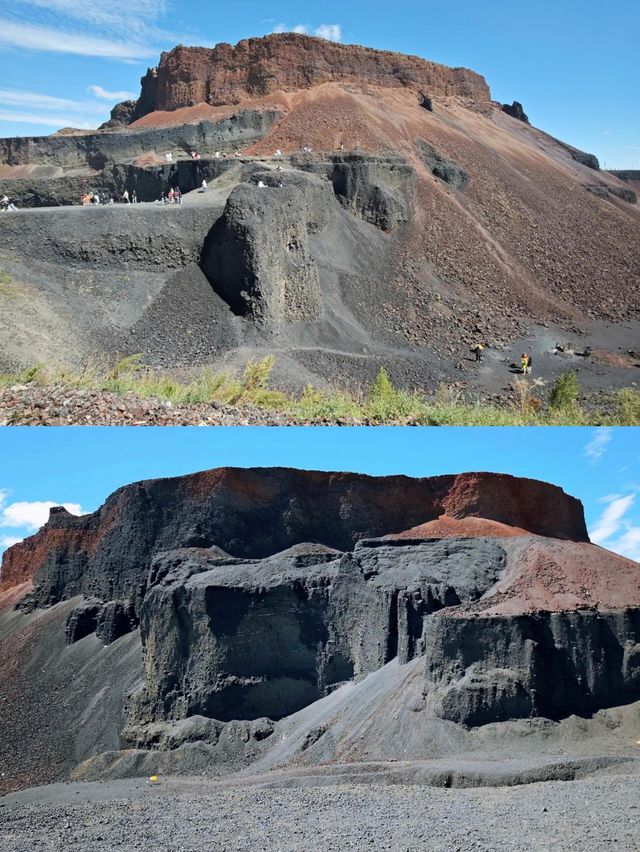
[0, 194, 17, 211]
[81, 192, 118, 206]
[473, 344, 534, 375]
[165, 187, 183, 204]
[121, 190, 138, 204]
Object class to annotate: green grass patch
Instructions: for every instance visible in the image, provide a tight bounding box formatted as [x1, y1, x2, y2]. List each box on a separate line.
[1, 360, 638, 426]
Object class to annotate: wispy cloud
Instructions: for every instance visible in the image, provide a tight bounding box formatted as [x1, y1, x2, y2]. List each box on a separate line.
[0, 109, 96, 128]
[0, 19, 157, 61]
[273, 23, 343, 42]
[14, 0, 168, 30]
[0, 88, 87, 110]
[590, 493, 635, 544]
[612, 526, 640, 562]
[584, 428, 613, 463]
[88, 84, 136, 101]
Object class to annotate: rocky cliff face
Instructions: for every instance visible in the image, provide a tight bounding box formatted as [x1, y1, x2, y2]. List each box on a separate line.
[2, 468, 639, 742]
[424, 608, 640, 725]
[129, 34, 491, 121]
[132, 530, 640, 730]
[0, 468, 588, 607]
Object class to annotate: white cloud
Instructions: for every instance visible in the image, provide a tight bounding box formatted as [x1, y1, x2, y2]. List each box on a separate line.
[0, 499, 86, 531]
[611, 526, 640, 562]
[88, 84, 136, 101]
[0, 109, 97, 129]
[272, 23, 343, 42]
[314, 24, 342, 42]
[590, 493, 635, 544]
[584, 428, 613, 463]
[0, 88, 87, 110]
[15, 0, 168, 29]
[0, 535, 23, 550]
[0, 19, 157, 60]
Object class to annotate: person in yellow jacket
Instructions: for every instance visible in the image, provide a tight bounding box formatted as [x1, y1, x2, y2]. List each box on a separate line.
[521, 354, 528, 374]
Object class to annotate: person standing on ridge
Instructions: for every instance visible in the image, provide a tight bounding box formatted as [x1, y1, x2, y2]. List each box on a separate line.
[473, 343, 484, 363]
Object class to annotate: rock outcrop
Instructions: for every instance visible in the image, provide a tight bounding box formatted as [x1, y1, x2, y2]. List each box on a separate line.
[0, 111, 279, 169]
[424, 608, 640, 726]
[2, 468, 640, 759]
[0, 469, 589, 608]
[416, 139, 469, 189]
[201, 172, 331, 323]
[502, 101, 529, 123]
[127, 34, 491, 121]
[132, 536, 508, 724]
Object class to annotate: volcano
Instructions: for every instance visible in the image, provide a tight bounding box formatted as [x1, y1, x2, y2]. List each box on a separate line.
[1, 467, 639, 801]
[0, 34, 638, 400]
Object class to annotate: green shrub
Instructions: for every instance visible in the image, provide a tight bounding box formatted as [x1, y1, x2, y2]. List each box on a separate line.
[549, 371, 580, 410]
[616, 389, 640, 426]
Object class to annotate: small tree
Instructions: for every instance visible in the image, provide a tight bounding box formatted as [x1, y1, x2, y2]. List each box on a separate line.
[549, 371, 580, 410]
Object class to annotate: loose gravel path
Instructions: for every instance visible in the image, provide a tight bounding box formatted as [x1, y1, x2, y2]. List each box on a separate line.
[1, 773, 639, 851]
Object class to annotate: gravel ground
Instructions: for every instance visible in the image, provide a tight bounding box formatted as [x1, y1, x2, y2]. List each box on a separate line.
[0, 385, 356, 426]
[1, 773, 639, 851]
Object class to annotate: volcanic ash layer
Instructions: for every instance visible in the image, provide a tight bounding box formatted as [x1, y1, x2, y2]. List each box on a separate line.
[1, 468, 639, 791]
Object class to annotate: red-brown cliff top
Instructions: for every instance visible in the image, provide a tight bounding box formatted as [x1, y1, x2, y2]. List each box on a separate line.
[132, 33, 490, 118]
[0, 469, 587, 592]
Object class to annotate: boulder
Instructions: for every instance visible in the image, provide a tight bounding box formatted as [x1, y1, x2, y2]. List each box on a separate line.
[502, 101, 529, 123]
[416, 139, 469, 189]
[201, 172, 332, 324]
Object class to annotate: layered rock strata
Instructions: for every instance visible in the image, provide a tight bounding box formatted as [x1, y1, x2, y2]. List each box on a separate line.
[129, 34, 491, 120]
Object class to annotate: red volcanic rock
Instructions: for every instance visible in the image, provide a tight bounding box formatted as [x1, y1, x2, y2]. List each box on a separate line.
[131, 34, 490, 119]
[391, 515, 529, 539]
[0, 469, 587, 611]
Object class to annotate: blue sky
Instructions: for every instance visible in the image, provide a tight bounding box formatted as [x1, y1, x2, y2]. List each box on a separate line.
[0, 427, 638, 564]
[0, 1, 637, 168]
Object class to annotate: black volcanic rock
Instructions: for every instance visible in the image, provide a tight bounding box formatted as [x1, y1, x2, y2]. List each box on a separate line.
[99, 99, 138, 130]
[132, 537, 508, 724]
[328, 154, 412, 231]
[424, 608, 640, 725]
[416, 139, 469, 189]
[201, 173, 331, 324]
[65, 598, 102, 643]
[502, 101, 529, 123]
[419, 92, 434, 111]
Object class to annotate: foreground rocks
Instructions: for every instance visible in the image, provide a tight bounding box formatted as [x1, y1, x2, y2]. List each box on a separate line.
[0, 385, 322, 426]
